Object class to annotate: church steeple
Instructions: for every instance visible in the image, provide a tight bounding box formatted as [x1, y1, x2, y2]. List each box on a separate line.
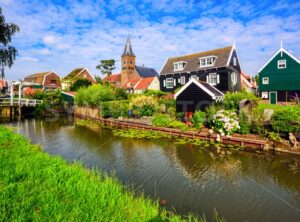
[122, 34, 135, 57]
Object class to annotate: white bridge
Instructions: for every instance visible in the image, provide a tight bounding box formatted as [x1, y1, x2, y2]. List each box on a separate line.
[0, 98, 43, 107]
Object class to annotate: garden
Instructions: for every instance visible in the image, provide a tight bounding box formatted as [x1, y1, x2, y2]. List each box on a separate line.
[73, 83, 300, 149]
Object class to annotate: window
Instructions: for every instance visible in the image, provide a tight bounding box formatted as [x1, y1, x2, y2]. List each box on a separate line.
[278, 60, 286, 69]
[173, 61, 186, 71]
[199, 56, 216, 68]
[207, 73, 217, 85]
[180, 76, 185, 84]
[50, 80, 56, 85]
[123, 61, 126, 64]
[166, 78, 174, 88]
[262, 92, 268, 99]
[130, 61, 133, 64]
[233, 57, 237, 66]
[231, 73, 237, 85]
[262, 77, 269, 85]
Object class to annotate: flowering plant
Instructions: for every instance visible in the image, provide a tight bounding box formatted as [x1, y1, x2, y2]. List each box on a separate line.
[212, 110, 240, 136]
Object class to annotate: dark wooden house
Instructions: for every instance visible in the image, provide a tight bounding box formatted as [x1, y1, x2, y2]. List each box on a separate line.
[258, 45, 300, 104]
[174, 78, 224, 113]
[159, 44, 241, 93]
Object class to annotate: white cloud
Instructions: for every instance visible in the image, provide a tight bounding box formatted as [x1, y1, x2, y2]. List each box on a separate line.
[2, 0, 300, 80]
[20, 56, 38, 62]
[43, 35, 57, 45]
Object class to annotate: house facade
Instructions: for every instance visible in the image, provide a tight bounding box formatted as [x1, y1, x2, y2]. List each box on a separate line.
[159, 45, 241, 93]
[24, 71, 61, 90]
[105, 36, 159, 93]
[258, 46, 300, 104]
[241, 72, 257, 93]
[61, 68, 96, 91]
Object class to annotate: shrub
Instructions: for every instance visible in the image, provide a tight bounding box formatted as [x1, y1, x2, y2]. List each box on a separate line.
[212, 110, 240, 136]
[152, 114, 188, 131]
[191, 111, 206, 129]
[144, 89, 166, 98]
[69, 79, 92, 91]
[100, 100, 129, 118]
[271, 108, 300, 133]
[239, 110, 251, 134]
[205, 103, 223, 127]
[131, 95, 157, 117]
[223, 90, 258, 110]
[75, 84, 116, 107]
[169, 120, 188, 131]
[152, 114, 172, 127]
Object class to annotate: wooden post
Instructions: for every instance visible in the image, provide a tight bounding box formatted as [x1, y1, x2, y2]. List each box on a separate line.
[10, 83, 14, 106]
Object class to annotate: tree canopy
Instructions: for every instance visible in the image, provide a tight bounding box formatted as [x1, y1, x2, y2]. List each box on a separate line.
[0, 7, 20, 79]
[69, 79, 92, 91]
[96, 59, 115, 77]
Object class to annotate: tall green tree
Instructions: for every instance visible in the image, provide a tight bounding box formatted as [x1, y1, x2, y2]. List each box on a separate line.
[0, 7, 20, 79]
[96, 59, 115, 77]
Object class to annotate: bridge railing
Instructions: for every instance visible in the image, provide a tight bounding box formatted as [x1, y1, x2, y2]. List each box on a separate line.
[0, 98, 43, 107]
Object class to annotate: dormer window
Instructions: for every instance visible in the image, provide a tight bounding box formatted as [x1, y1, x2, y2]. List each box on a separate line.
[199, 56, 216, 68]
[173, 61, 186, 71]
[278, 60, 286, 69]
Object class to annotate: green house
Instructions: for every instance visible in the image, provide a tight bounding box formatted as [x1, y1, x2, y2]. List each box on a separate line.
[258, 46, 300, 104]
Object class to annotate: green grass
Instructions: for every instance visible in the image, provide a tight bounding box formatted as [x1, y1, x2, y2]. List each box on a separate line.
[0, 125, 225, 222]
[258, 103, 300, 112]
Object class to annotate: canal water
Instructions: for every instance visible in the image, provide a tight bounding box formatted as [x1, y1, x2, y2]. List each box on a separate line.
[5, 117, 300, 222]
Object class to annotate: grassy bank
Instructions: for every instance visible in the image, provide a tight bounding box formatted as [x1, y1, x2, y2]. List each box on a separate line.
[0, 125, 225, 222]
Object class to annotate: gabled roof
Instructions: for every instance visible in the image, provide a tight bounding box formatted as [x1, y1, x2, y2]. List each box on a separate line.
[122, 35, 135, 57]
[121, 78, 141, 89]
[136, 66, 158, 78]
[135, 77, 156, 90]
[241, 72, 256, 89]
[174, 78, 224, 101]
[258, 47, 300, 73]
[104, 73, 121, 83]
[64, 68, 85, 80]
[24, 71, 52, 85]
[160, 45, 234, 75]
[63, 68, 96, 82]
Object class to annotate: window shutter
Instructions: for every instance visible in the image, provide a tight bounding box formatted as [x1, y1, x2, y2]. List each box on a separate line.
[178, 78, 181, 83]
[206, 75, 209, 83]
[174, 79, 176, 86]
[163, 80, 166, 87]
[217, 74, 220, 84]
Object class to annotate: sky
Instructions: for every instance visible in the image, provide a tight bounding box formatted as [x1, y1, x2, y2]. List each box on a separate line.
[1, 0, 300, 80]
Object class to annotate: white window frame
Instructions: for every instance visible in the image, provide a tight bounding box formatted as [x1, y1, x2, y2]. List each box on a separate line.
[262, 77, 269, 85]
[208, 73, 217, 86]
[166, 77, 174, 88]
[277, 60, 286, 69]
[180, 76, 185, 84]
[199, 56, 216, 68]
[231, 73, 237, 85]
[173, 61, 186, 71]
[262, 92, 268, 99]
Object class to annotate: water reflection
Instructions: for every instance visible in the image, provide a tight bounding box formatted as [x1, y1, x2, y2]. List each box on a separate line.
[5, 117, 300, 222]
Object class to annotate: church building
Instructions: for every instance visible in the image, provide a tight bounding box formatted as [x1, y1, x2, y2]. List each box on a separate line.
[105, 36, 159, 93]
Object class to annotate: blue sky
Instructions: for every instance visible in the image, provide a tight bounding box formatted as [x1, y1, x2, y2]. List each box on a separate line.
[1, 0, 300, 80]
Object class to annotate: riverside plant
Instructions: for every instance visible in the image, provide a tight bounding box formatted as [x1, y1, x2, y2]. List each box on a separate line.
[212, 110, 240, 139]
[0, 126, 228, 222]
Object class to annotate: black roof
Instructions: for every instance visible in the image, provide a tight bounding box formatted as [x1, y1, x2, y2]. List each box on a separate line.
[200, 81, 223, 97]
[136, 66, 158, 78]
[122, 35, 135, 57]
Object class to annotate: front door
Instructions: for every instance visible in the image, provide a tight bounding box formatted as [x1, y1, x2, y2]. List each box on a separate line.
[269, 91, 277, 104]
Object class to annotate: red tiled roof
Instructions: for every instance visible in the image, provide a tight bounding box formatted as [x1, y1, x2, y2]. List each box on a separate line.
[241, 72, 257, 89]
[0, 80, 6, 89]
[134, 77, 155, 90]
[121, 78, 141, 89]
[105, 74, 121, 83]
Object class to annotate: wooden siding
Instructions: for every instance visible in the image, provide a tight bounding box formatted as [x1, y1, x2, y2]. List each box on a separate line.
[44, 73, 61, 89]
[160, 67, 240, 93]
[176, 82, 213, 113]
[259, 51, 300, 91]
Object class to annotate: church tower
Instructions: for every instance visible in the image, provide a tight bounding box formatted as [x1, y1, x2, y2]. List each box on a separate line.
[121, 35, 137, 85]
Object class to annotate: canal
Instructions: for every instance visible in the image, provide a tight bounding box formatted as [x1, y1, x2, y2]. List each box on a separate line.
[6, 117, 300, 222]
